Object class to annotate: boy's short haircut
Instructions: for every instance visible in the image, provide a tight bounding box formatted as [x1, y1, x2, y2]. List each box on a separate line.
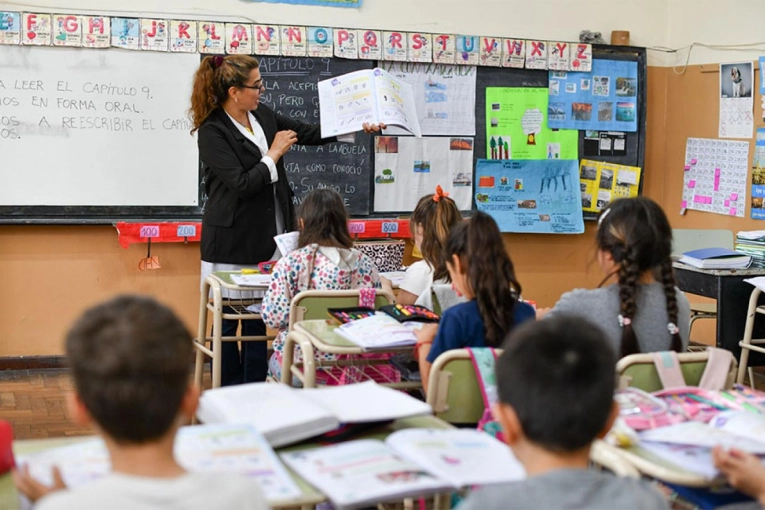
[65, 295, 192, 444]
[497, 315, 615, 452]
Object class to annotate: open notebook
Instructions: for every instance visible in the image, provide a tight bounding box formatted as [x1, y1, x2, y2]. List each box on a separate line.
[280, 428, 525, 509]
[14, 424, 302, 504]
[196, 381, 432, 447]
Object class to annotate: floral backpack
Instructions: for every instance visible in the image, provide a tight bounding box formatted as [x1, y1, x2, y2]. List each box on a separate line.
[467, 347, 504, 440]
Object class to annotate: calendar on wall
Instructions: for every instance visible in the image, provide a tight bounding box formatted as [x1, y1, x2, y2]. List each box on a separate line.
[681, 138, 748, 218]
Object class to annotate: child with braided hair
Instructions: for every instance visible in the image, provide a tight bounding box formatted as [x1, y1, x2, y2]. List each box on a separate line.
[544, 197, 690, 358]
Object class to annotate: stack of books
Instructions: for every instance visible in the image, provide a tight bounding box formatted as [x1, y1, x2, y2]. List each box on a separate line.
[736, 231, 765, 268]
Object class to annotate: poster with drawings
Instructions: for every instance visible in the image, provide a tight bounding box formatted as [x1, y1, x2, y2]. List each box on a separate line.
[547, 59, 638, 132]
[374, 136, 473, 211]
[682, 138, 748, 218]
[474, 159, 584, 234]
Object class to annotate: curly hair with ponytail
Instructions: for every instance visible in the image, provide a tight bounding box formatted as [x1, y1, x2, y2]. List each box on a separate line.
[189, 55, 260, 134]
[596, 197, 682, 357]
[444, 211, 522, 346]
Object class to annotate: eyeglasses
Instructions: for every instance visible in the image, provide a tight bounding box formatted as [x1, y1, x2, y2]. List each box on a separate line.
[240, 80, 265, 91]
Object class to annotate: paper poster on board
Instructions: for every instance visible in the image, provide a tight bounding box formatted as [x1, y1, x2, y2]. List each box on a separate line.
[751, 128, 765, 220]
[547, 59, 638, 132]
[475, 159, 584, 234]
[486, 87, 578, 160]
[579, 160, 641, 213]
[374, 136, 473, 212]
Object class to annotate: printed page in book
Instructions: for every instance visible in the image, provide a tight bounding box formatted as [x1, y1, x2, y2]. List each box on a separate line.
[317, 69, 377, 138]
[384, 428, 526, 487]
[302, 381, 432, 423]
[639, 420, 765, 454]
[15, 424, 302, 502]
[280, 439, 450, 508]
[373, 68, 422, 137]
[196, 383, 339, 447]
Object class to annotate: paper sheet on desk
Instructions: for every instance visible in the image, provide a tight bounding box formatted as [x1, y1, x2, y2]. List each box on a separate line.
[230, 274, 272, 287]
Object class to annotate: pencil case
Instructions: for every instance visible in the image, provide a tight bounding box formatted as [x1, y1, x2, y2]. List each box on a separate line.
[327, 307, 376, 324]
[379, 304, 440, 323]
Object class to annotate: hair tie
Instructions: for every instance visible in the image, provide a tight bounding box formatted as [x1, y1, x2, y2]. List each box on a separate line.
[211, 55, 225, 69]
[433, 185, 450, 203]
[617, 314, 632, 327]
[667, 322, 679, 335]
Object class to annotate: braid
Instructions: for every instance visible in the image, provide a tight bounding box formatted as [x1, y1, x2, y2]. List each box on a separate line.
[618, 249, 641, 358]
[659, 259, 683, 352]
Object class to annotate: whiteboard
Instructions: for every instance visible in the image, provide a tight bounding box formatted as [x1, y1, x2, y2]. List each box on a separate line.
[0, 46, 199, 207]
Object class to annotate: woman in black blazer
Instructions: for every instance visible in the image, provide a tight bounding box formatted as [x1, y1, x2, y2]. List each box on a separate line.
[190, 55, 382, 385]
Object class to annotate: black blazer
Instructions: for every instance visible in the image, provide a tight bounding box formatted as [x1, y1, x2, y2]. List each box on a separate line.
[198, 105, 334, 264]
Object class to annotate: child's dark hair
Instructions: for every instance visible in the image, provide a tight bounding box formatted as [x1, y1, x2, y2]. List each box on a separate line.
[444, 211, 521, 346]
[410, 189, 463, 282]
[65, 295, 192, 444]
[498, 315, 615, 452]
[297, 188, 354, 249]
[596, 197, 681, 357]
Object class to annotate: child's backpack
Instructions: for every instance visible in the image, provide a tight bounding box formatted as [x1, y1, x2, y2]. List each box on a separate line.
[467, 347, 503, 440]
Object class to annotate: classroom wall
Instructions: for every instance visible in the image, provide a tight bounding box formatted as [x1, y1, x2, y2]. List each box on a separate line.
[667, 0, 765, 66]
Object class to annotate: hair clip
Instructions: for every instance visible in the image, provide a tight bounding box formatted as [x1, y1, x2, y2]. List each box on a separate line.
[433, 185, 450, 202]
[667, 322, 680, 335]
[212, 55, 225, 69]
[597, 207, 611, 227]
[618, 314, 632, 327]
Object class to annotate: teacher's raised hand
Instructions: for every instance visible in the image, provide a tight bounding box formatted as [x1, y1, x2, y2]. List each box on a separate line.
[362, 122, 387, 134]
[267, 130, 299, 161]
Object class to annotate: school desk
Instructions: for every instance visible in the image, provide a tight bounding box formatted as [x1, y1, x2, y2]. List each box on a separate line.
[1, 416, 454, 510]
[193, 271, 275, 389]
[673, 262, 765, 364]
[281, 319, 423, 389]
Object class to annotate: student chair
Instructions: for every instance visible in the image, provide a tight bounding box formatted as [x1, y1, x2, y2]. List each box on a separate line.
[671, 228, 734, 345]
[278, 289, 397, 387]
[616, 350, 737, 392]
[426, 348, 500, 425]
[737, 286, 765, 388]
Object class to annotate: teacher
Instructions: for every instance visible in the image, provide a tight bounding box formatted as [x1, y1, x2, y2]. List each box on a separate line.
[190, 54, 382, 386]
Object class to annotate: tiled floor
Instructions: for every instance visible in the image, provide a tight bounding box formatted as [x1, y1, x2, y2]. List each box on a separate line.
[0, 368, 212, 440]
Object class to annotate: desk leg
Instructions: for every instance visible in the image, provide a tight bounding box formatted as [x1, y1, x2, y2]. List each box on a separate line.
[212, 286, 223, 388]
[194, 281, 210, 389]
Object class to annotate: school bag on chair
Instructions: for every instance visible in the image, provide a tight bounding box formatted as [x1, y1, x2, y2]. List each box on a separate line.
[467, 347, 504, 440]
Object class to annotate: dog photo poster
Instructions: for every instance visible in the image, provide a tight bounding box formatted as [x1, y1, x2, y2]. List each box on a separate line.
[719, 62, 753, 139]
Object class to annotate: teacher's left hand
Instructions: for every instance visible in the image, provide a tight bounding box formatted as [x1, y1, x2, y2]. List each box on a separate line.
[362, 122, 387, 134]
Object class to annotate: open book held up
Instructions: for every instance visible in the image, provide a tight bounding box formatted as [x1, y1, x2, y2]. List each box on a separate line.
[318, 68, 422, 138]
